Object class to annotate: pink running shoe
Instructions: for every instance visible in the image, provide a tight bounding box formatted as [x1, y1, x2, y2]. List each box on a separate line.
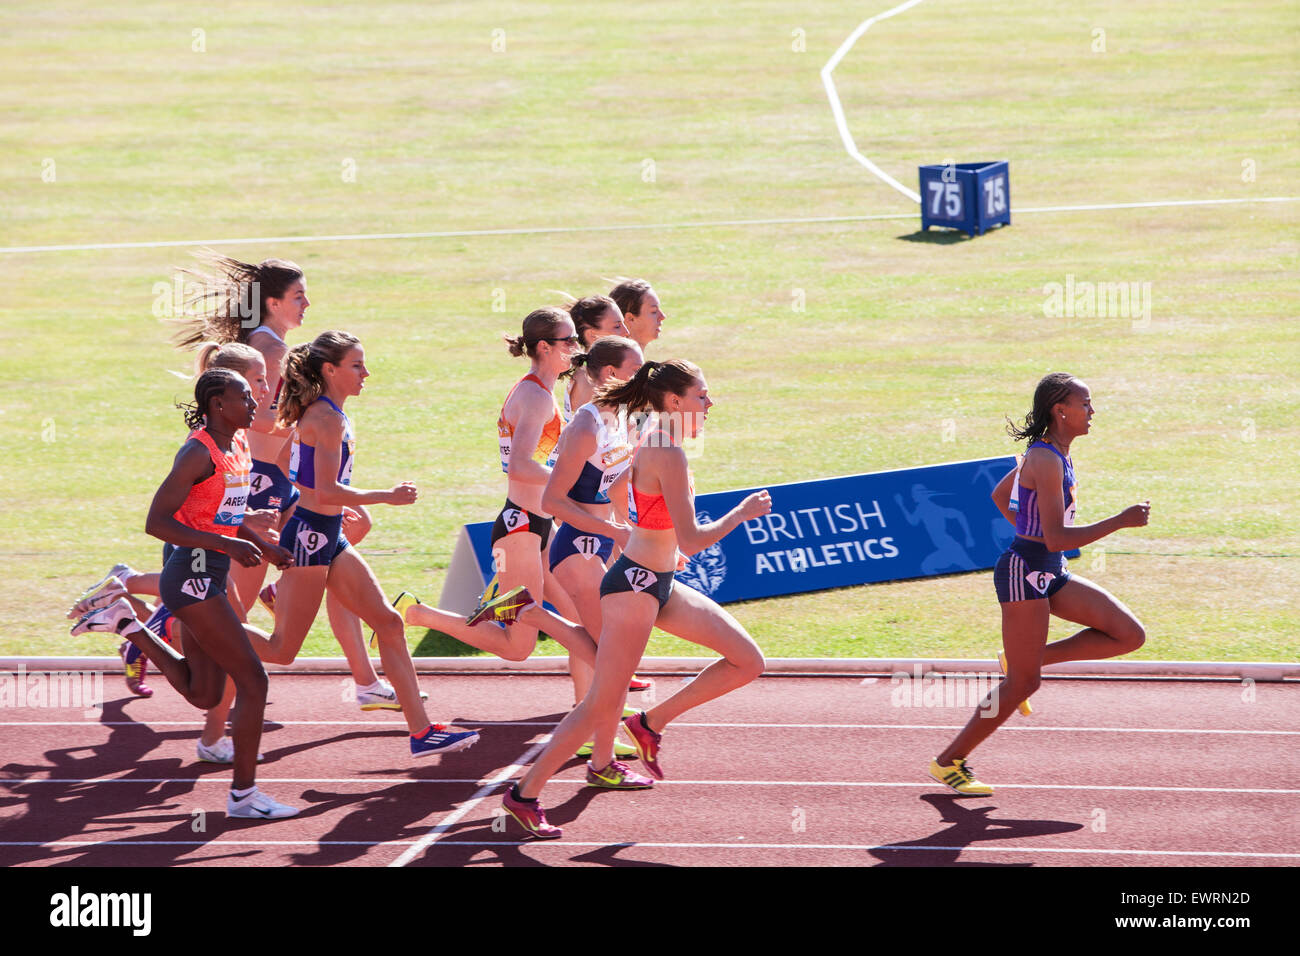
[501, 784, 562, 839]
[586, 760, 654, 790]
[621, 711, 664, 780]
[119, 641, 152, 698]
[258, 582, 277, 615]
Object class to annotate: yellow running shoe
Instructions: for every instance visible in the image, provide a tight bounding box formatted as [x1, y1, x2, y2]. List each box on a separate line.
[998, 650, 1033, 716]
[929, 757, 994, 796]
[465, 585, 535, 627]
[575, 739, 639, 759]
[371, 591, 422, 649]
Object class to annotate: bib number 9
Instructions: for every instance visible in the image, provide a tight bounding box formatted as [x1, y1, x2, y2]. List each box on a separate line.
[297, 528, 327, 554]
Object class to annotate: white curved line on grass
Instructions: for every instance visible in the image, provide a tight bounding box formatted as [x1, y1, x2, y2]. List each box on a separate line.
[821, 0, 929, 203]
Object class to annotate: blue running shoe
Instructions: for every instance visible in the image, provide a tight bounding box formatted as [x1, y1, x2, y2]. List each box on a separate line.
[410, 723, 479, 758]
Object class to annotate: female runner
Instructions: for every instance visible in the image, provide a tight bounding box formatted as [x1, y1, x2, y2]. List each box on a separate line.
[246, 330, 478, 757]
[502, 359, 771, 838]
[544, 336, 645, 757]
[609, 279, 667, 352]
[562, 294, 627, 420]
[400, 308, 597, 677]
[71, 368, 299, 818]
[928, 372, 1149, 795]
[172, 254, 397, 710]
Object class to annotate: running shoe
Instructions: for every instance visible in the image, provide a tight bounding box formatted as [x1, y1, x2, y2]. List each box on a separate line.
[70, 598, 134, 637]
[586, 760, 654, 790]
[69, 575, 128, 619]
[465, 585, 536, 627]
[575, 739, 640, 759]
[226, 787, 299, 820]
[928, 757, 994, 796]
[258, 581, 277, 615]
[371, 590, 422, 649]
[621, 711, 664, 780]
[501, 784, 562, 839]
[355, 678, 428, 711]
[998, 650, 1033, 716]
[197, 736, 264, 763]
[119, 641, 152, 698]
[410, 723, 479, 758]
[628, 674, 654, 692]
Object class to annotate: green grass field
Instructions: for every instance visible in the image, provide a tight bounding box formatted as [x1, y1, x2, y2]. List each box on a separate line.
[3, 0, 1297, 662]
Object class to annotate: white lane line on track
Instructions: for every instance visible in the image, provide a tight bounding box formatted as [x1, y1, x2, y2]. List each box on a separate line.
[5, 778, 1298, 794]
[6, 840, 1296, 859]
[6, 720, 1297, 735]
[1, 198, 1294, 254]
[386, 736, 552, 868]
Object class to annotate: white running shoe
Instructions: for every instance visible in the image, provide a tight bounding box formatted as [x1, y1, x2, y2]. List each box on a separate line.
[355, 680, 429, 711]
[70, 597, 134, 636]
[226, 787, 299, 820]
[357, 680, 400, 711]
[68, 575, 127, 619]
[196, 736, 263, 763]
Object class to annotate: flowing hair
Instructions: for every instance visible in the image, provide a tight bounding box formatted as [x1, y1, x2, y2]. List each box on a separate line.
[168, 251, 303, 350]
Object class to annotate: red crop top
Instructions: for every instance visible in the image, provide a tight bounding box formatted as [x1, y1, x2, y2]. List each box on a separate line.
[628, 431, 693, 530]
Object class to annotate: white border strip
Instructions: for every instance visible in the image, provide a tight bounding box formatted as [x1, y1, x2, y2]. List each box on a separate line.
[9, 656, 1295, 679]
[2, 721, 1296, 735]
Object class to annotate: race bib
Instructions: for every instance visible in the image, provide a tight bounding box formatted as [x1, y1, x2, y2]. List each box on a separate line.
[180, 577, 211, 601]
[250, 472, 271, 497]
[214, 472, 251, 527]
[1025, 570, 1056, 595]
[296, 527, 328, 555]
[501, 508, 526, 533]
[624, 566, 658, 592]
[574, 535, 601, 558]
[339, 437, 355, 485]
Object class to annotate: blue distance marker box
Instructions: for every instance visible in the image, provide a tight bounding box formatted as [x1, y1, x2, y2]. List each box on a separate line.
[919, 161, 1011, 237]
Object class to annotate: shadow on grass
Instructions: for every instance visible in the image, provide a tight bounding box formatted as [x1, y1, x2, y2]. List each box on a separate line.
[896, 229, 974, 244]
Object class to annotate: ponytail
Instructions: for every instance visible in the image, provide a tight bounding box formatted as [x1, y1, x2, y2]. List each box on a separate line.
[167, 251, 303, 351]
[593, 358, 699, 412]
[277, 330, 359, 427]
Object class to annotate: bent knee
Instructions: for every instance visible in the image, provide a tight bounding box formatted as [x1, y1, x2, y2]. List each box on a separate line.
[1117, 619, 1146, 652]
[1003, 672, 1041, 697]
[370, 610, 406, 647]
[734, 649, 765, 683]
[191, 689, 224, 710]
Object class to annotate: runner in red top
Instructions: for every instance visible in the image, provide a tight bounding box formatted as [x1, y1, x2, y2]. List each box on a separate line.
[70, 368, 298, 820]
[502, 359, 772, 839]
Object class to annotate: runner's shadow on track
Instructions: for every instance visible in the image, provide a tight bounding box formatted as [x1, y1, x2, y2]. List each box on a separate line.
[285, 717, 546, 866]
[0, 699, 227, 867]
[868, 794, 1084, 867]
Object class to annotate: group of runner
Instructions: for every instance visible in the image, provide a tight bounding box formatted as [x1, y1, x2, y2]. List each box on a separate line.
[66, 254, 1150, 836]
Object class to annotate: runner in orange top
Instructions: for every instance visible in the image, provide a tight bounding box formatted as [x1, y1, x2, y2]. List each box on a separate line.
[400, 308, 598, 679]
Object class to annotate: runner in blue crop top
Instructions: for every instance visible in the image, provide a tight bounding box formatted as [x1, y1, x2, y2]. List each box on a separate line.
[929, 374, 1151, 797]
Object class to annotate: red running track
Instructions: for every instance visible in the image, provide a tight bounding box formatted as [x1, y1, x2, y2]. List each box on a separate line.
[0, 672, 1296, 867]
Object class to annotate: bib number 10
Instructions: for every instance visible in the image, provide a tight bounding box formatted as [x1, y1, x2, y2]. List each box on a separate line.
[927, 180, 962, 219]
[983, 176, 1007, 216]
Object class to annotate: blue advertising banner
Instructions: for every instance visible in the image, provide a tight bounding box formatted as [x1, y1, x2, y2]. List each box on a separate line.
[444, 455, 1049, 608]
